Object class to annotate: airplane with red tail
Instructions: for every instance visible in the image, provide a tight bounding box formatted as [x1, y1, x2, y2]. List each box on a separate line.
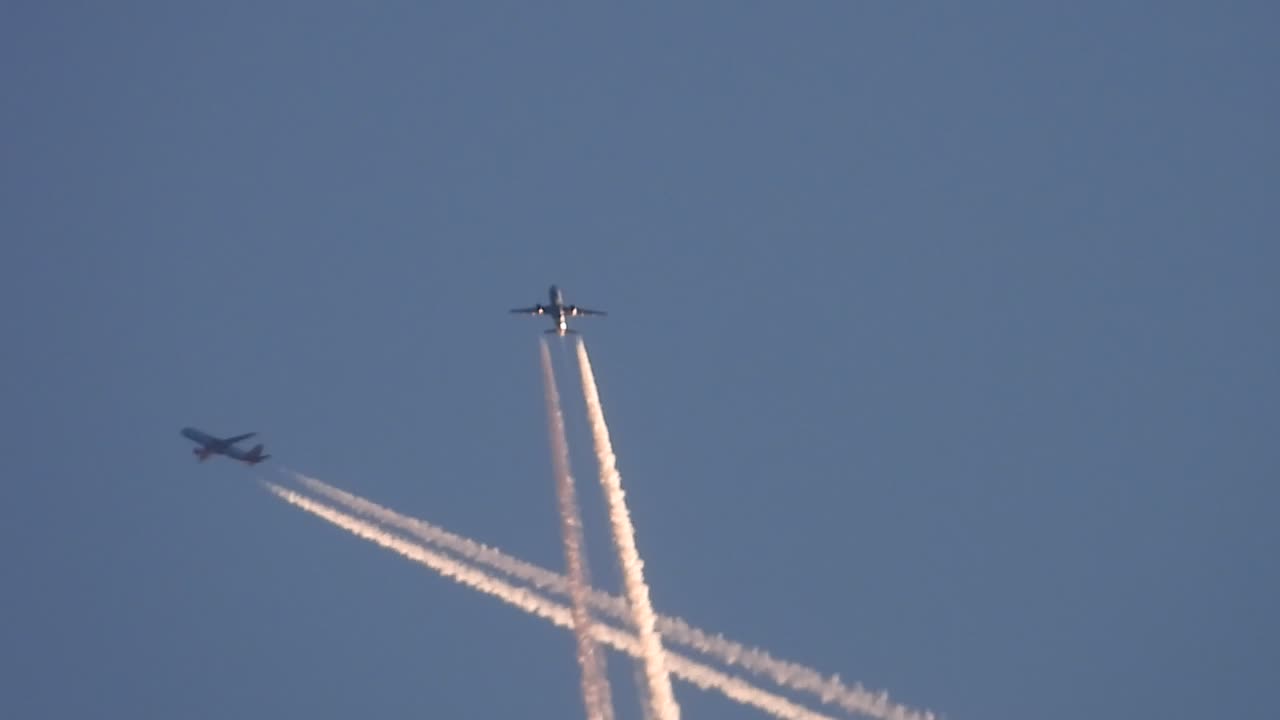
[181, 427, 270, 465]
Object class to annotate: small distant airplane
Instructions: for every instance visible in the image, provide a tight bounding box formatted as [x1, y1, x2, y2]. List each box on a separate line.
[181, 427, 271, 465]
[510, 285, 607, 335]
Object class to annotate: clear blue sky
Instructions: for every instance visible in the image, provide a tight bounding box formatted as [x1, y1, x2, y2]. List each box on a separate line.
[2, 3, 1275, 719]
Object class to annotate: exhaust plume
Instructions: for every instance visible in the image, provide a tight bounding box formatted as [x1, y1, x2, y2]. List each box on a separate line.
[265, 483, 837, 720]
[290, 472, 934, 720]
[540, 338, 615, 720]
[635, 660, 657, 720]
[575, 338, 680, 720]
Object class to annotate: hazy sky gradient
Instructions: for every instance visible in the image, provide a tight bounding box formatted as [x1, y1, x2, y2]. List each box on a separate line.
[2, 3, 1276, 719]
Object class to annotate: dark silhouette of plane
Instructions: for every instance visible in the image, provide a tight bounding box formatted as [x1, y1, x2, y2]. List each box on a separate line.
[181, 427, 270, 465]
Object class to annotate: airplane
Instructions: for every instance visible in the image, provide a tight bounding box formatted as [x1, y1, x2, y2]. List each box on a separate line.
[510, 285, 607, 335]
[181, 427, 271, 465]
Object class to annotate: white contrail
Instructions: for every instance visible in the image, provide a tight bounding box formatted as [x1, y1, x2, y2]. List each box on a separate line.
[575, 338, 681, 720]
[264, 483, 837, 720]
[540, 338, 615, 720]
[290, 472, 935, 720]
[635, 661, 657, 720]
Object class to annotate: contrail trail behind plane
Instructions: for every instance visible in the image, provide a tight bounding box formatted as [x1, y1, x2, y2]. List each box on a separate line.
[575, 338, 681, 720]
[288, 472, 936, 720]
[264, 483, 838, 720]
[540, 338, 615, 720]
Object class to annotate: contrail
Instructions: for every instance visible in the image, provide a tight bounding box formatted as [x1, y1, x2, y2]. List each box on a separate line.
[264, 483, 837, 720]
[540, 338, 615, 720]
[290, 472, 935, 720]
[575, 338, 680, 720]
[635, 661, 657, 720]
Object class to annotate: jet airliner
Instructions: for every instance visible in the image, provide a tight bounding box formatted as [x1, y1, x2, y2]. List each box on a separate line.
[181, 427, 270, 465]
[510, 285, 606, 335]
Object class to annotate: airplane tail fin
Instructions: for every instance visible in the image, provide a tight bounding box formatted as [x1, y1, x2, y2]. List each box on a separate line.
[246, 444, 269, 463]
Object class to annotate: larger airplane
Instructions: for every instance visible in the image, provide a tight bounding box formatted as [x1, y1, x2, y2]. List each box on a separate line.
[510, 285, 606, 335]
[181, 427, 270, 465]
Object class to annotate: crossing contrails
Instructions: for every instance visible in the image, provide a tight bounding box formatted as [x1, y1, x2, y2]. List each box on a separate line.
[289, 471, 934, 720]
[265, 482, 838, 720]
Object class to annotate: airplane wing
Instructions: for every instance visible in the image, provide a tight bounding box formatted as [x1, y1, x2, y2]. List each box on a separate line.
[568, 306, 607, 317]
[510, 306, 545, 315]
[224, 432, 256, 445]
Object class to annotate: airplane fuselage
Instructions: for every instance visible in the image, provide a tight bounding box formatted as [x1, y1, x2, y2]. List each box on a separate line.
[549, 285, 569, 334]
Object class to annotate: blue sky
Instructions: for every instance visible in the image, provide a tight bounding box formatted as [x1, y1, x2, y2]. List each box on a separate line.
[2, 3, 1276, 719]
